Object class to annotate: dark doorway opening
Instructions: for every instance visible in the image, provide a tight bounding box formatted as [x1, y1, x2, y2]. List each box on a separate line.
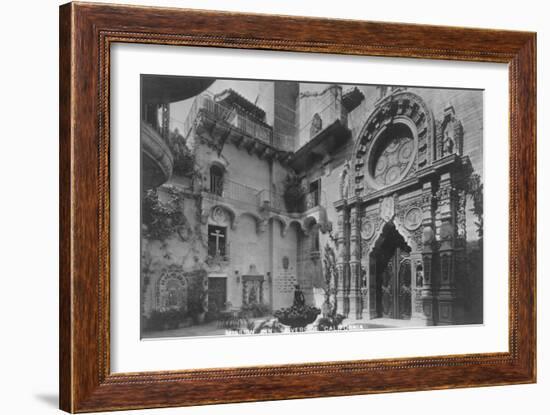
[207, 277, 227, 317]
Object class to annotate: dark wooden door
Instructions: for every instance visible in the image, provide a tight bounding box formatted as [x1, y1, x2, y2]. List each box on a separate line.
[208, 277, 227, 315]
[378, 247, 412, 319]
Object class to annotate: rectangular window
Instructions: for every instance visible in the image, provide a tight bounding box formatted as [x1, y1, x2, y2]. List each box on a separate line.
[210, 166, 224, 196]
[309, 179, 320, 207]
[208, 225, 227, 257]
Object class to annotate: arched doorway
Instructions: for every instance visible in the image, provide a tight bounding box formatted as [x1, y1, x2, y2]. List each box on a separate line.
[370, 222, 412, 320]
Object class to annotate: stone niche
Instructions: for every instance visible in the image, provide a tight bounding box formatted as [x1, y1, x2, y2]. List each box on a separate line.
[150, 265, 206, 314]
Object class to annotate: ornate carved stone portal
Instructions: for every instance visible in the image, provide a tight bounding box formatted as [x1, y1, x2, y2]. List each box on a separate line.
[335, 91, 473, 325]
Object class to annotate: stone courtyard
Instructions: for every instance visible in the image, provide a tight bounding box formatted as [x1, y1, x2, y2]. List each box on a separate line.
[140, 76, 484, 338]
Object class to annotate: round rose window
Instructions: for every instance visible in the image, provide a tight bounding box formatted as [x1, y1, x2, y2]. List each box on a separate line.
[369, 123, 415, 188]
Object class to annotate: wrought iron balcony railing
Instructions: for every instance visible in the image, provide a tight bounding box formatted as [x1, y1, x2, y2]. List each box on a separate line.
[302, 189, 325, 211]
[181, 93, 295, 152]
[257, 189, 326, 214]
[207, 177, 261, 207]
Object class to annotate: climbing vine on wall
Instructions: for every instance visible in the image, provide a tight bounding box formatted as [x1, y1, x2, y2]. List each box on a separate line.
[142, 187, 188, 241]
[167, 129, 197, 177]
[321, 244, 341, 319]
[466, 173, 483, 242]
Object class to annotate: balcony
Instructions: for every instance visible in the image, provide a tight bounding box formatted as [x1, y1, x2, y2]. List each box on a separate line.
[141, 121, 174, 189]
[181, 93, 295, 156]
[258, 189, 326, 214]
[207, 177, 262, 208]
[301, 189, 326, 212]
[290, 85, 356, 172]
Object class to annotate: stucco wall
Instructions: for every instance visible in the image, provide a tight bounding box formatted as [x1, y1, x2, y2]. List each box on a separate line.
[297, 84, 344, 148]
[271, 221, 299, 310]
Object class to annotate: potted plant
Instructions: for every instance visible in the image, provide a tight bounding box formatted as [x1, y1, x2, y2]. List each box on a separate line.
[274, 305, 320, 331]
[283, 173, 305, 212]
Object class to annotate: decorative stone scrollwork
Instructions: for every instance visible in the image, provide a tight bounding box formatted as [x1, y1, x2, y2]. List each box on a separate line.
[456, 189, 467, 242]
[435, 185, 452, 202]
[435, 119, 443, 162]
[411, 227, 423, 249]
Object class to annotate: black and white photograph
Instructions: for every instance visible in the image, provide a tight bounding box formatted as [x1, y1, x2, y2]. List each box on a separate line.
[140, 76, 484, 339]
[2, 0, 545, 413]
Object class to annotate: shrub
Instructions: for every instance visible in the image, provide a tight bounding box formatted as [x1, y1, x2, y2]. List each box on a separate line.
[253, 318, 284, 334]
[240, 302, 270, 318]
[317, 314, 345, 331]
[147, 307, 186, 330]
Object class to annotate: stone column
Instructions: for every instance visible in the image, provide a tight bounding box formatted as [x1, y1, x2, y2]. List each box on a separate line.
[348, 199, 361, 319]
[435, 172, 462, 324]
[410, 254, 424, 321]
[334, 201, 347, 315]
[455, 187, 468, 315]
[160, 102, 170, 141]
[360, 254, 371, 320]
[420, 181, 436, 325]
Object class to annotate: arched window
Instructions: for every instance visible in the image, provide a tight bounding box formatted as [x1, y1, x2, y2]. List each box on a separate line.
[210, 165, 224, 196]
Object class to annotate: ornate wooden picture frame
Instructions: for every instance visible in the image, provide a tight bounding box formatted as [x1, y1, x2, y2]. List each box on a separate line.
[59, 2, 536, 412]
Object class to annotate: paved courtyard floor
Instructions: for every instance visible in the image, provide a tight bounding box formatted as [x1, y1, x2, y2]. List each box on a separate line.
[142, 320, 227, 339]
[141, 316, 424, 339]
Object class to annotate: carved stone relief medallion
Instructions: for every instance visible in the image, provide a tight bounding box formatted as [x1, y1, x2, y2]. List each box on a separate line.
[211, 206, 228, 225]
[361, 219, 376, 240]
[404, 207, 422, 231]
